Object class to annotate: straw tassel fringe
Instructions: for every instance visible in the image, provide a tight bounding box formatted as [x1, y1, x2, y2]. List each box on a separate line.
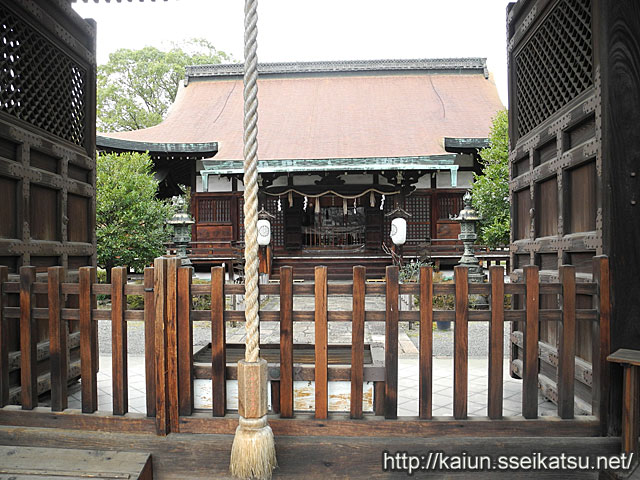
[230, 416, 277, 479]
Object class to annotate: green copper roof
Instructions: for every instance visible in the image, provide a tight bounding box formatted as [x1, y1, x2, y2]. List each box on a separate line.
[97, 135, 218, 156]
[201, 155, 456, 174]
[444, 137, 489, 151]
[200, 155, 459, 190]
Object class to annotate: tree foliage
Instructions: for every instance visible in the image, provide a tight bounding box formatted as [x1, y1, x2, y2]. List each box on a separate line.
[96, 152, 173, 276]
[471, 109, 510, 248]
[98, 39, 232, 132]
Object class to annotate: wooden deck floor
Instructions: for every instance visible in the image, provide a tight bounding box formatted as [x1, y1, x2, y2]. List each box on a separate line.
[0, 425, 622, 479]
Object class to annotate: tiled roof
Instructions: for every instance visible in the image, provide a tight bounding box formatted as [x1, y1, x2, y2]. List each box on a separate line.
[101, 59, 503, 161]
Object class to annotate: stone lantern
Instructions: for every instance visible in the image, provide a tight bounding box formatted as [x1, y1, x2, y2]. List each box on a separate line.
[167, 196, 194, 266]
[451, 191, 485, 283]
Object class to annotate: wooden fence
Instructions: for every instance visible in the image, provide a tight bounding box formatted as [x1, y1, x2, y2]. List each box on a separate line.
[0, 256, 610, 438]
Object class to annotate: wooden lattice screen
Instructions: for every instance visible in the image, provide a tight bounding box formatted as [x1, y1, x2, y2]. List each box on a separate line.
[405, 193, 431, 242]
[264, 196, 284, 247]
[0, 0, 97, 274]
[0, 5, 88, 146]
[513, 0, 593, 140]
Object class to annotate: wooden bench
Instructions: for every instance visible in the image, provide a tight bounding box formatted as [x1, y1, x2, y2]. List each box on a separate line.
[0, 446, 152, 479]
[607, 348, 640, 459]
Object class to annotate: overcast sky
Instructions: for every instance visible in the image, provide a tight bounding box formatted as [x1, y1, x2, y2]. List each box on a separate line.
[72, 0, 512, 105]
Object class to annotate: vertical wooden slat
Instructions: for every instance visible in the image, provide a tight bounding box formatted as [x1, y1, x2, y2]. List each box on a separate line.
[0, 266, 9, 407]
[144, 267, 156, 417]
[351, 265, 365, 419]
[557, 265, 576, 419]
[488, 266, 504, 419]
[177, 266, 194, 416]
[314, 266, 328, 419]
[111, 266, 128, 415]
[211, 265, 226, 417]
[384, 265, 399, 419]
[622, 366, 639, 456]
[165, 258, 180, 431]
[92, 271, 99, 379]
[48, 266, 67, 412]
[419, 265, 433, 419]
[374, 381, 385, 416]
[19, 266, 37, 410]
[453, 266, 468, 420]
[592, 256, 610, 434]
[270, 381, 280, 414]
[522, 264, 539, 419]
[80, 267, 97, 413]
[154, 257, 169, 435]
[279, 266, 294, 418]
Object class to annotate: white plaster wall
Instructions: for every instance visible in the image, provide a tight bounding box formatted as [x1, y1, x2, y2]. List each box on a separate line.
[195, 175, 232, 193]
[437, 170, 474, 188]
[415, 173, 433, 189]
[455, 153, 474, 168]
[342, 174, 373, 185]
[271, 176, 287, 187]
[292, 175, 322, 186]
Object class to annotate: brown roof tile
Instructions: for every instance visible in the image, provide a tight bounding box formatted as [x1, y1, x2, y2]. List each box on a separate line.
[104, 60, 504, 161]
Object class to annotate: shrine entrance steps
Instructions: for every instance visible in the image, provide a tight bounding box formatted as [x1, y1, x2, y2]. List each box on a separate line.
[271, 253, 391, 280]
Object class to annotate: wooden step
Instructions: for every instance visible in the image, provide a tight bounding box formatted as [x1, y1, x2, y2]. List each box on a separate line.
[0, 446, 152, 479]
[271, 255, 391, 280]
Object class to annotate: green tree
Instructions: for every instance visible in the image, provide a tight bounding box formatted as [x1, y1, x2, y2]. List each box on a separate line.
[96, 152, 173, 279]
[98, 39, 232, 132]
[471, 109, 510, 248]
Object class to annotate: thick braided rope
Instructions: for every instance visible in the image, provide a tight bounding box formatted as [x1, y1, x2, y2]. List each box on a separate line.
[243, 0, 260, 363]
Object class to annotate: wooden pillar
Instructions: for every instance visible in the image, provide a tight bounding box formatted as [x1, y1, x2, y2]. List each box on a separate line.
[607, 349, 640, 459]
[19, 266, 37, 410]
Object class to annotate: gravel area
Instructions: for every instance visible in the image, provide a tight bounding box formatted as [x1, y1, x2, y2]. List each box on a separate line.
[404, 321, 512, 357]
[98, 291, 512, 358]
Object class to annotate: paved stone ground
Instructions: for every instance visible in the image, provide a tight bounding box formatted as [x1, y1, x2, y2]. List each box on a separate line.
[63, 355, 558, 417]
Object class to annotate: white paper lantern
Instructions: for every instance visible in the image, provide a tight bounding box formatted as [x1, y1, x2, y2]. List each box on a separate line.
[257, 219, 271, 246]
[390, 217, 407, 246]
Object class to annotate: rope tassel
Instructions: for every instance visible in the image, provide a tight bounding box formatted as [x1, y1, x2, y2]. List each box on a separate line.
[231, 0, 277, 478]
[230, 360, 277, 479]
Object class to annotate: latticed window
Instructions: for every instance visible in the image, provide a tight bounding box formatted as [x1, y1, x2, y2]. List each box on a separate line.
[264, 197, 284, 247]
[238, 197, 245, 242]
[198, 198, 231, 223]
[405, 195, 431, 241]
[437, 193, 463, 220]
[0, 6, 87, 146]
[515, 0, 592, 138]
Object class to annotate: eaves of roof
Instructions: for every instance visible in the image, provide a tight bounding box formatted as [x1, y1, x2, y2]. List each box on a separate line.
[96, 135, 218, 156]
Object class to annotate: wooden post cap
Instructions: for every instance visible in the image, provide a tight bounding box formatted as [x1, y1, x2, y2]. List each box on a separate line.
[237, 359, 268, 419]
